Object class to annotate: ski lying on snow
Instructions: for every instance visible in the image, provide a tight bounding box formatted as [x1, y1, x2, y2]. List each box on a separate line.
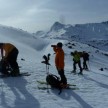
[70, 69, 89, 75]
[19, 72, 31, 76]
[0, 72, 31, 78]
[37, 86, 79, 90]
[37, 80, 76, 86]
[71, 71, 83, 75]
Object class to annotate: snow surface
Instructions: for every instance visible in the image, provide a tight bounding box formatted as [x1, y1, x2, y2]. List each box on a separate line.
[0, 25, 108, 108]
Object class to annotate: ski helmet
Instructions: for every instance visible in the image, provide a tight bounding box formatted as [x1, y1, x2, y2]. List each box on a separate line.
[57, 42, 63, 48]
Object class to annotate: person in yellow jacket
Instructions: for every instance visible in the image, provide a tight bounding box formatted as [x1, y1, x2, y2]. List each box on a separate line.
[0, 43, 20, 76]
[51, 42, 67, 87]
[71, 50, 83, 75]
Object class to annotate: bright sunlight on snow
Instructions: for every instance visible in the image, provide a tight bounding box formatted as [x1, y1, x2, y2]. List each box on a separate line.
[0, 25, 108, 108]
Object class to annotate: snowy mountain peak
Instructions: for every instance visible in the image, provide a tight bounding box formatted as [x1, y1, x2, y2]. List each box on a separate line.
[50, 22, 65, 31]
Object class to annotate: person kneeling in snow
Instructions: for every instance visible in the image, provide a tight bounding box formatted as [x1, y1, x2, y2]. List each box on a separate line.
[0, 43, 20, 76]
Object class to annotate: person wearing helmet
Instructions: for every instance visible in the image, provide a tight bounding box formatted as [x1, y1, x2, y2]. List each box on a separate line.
[51, 42, 67, 87]
[0, 43, 20, 76]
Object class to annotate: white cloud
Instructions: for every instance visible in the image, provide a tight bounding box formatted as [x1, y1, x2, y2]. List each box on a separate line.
[0, 0, 108, 32]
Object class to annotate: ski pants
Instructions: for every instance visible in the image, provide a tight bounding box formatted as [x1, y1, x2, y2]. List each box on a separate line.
[73, 60, 82, 72]
[57, 69, 67, 84]
[83, 60, 88, 69]
[6, 48, 19, 72]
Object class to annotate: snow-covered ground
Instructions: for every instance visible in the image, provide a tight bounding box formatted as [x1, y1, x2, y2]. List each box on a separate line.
[0, 26, 108, 108]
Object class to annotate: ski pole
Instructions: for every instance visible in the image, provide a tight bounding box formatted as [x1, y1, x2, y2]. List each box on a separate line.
[42, 54, 51, 93]
[46, 54, 51, 93]
[46, 64, 50, 93]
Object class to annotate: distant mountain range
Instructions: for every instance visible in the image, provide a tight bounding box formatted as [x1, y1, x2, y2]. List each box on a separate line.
[0, 21, 108, 51]
[34, 21, 108, 51]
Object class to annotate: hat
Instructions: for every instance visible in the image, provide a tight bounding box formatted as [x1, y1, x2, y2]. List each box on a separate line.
[57, 42, 63, 48]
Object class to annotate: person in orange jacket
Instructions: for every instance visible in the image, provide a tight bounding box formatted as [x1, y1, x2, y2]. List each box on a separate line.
[51, 42, 67, 86]
[0, 43, 20, 76]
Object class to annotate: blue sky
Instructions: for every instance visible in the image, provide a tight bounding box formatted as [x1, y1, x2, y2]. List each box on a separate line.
[0, 0, 108, 33]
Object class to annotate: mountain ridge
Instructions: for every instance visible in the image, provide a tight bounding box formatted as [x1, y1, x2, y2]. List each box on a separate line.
[34, 21, 108, 51]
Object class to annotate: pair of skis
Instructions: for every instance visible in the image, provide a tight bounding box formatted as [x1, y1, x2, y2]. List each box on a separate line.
[0, 72, 31, 78]
[37, 80, 79, 90]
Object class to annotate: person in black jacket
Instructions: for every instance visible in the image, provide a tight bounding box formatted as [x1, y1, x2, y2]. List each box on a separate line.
[82, 51, 89, 70]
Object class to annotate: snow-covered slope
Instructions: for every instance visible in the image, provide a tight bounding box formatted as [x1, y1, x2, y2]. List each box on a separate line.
[0, 25, 47, 51]
[0, 25, 108, 108]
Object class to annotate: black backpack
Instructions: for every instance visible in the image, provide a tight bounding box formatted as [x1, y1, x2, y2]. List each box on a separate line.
[85, 53, 89, 61]
[46, 74, 62, 94]
[83, 52, 89, 61]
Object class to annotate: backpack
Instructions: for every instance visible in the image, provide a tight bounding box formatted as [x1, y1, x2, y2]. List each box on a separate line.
[83, 53, 89, 61]
[46, 74, 62, 94]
